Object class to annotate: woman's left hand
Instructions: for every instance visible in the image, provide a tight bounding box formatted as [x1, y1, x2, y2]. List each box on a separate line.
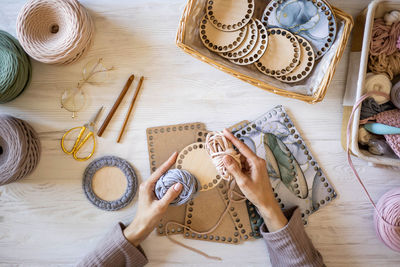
[123, 152, 183, 246]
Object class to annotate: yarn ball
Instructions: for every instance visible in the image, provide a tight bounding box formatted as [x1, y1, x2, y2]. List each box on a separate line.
[384, 10, 400, 26]
[374, 188, 400, 252]
[155, 169, 200, 206]
[205, 131, 241, 180]
[0, 115, 41, 186]
[364, 73, 392, 105]
[0, 30, 31, 103]
[16, 0, 94, 64]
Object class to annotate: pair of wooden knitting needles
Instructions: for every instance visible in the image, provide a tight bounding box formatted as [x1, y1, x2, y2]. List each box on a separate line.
[97, 74, 144, 143]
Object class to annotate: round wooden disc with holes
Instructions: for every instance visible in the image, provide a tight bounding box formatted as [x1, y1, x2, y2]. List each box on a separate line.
[276, 35, 315, 83]
[230, 19, 268, 65]
[200, 15, 247, 53]
[206, 0, 255, 32]
[219, 19, 258, 59]
[92, 167, 128, 201]
[176, 142, 222, 191]
[261, 0, 337, 60]
[254, 28, 300, 77]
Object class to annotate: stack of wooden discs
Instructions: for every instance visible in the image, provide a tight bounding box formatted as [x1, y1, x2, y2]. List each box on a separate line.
[200, 0, 337, 84]
[200, 0, 269, 66]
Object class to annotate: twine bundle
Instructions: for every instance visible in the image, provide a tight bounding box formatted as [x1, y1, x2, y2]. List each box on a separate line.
[0, 30, 31, 103]
[205, 131, 241, 180]
[155, 169, 200, 206]
[16, 0, 94, 65]
[369, 18, 400, 79]
[370, 19, 400, 56]
[369, 52, 400, 80]
[0, 115, 41, 186]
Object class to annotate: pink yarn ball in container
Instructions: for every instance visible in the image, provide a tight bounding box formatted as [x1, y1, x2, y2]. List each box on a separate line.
[374, 188, 400, 252]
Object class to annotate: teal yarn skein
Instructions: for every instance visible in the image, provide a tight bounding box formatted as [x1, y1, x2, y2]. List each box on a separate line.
[0, 30, 31, 103]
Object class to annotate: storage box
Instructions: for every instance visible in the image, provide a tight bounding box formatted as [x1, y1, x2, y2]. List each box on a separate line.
[176, 0, 353, 103]
[349, 0, 400, 166]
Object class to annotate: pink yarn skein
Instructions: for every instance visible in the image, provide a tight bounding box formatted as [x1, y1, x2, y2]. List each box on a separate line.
[374, 188, 400, 252]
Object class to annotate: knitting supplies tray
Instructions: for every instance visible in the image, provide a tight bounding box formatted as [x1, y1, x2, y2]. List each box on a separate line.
[348, 0, 400, 167]
[176, 0, 353, 103]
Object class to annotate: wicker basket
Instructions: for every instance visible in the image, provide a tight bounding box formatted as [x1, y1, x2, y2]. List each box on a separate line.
[176, 0, 354, 103]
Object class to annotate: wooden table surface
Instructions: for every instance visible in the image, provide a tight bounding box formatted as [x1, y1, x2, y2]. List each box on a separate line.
[1, 0, 400, 266]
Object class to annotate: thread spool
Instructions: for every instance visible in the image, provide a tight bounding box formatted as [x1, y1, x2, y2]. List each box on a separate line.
[205, 131, 241, 180]
[0, 30, 31, 103]
[374, 188, 400, 252]
[0, 115, 41, 186]
[16, 0, 94, 64]
[155, 169, 200, 206]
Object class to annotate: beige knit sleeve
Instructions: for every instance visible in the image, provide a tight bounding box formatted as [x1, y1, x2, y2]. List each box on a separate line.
[77, 223, 148, 267]
[260, 207, 325, 267]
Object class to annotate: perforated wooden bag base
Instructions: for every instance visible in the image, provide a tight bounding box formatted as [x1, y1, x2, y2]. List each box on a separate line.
[147, 122, 206, 236]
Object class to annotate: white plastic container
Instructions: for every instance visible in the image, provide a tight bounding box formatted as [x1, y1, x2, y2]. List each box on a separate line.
[349, 0, 400, 167]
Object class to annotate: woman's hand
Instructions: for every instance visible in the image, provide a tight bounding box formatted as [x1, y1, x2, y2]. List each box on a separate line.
[123, 152, 183, 246]
[222, 129, 288, 232]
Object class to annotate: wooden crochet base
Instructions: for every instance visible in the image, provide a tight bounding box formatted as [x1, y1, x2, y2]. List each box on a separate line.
[184, 187, 241, 244]
[147, 122, 206, 236]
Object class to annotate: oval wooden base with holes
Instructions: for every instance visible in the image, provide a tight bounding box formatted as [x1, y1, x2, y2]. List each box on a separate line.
[200, 15, 247, 53]
[219, 19, 258, 60]
[276, 35, 315, 83]
[230, 19, 268, 66]
[206, 0, 254, 32]
[255, 28, 300, 77]
[261, 0, 337, 60]
[176, 142, 222, 191]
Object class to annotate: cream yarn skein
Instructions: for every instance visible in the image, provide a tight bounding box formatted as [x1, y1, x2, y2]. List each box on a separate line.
[16, 0, 94, 64]
[384, 10, 400, 26]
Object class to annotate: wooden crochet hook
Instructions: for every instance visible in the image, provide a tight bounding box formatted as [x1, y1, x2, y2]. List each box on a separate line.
[117, 76, 144, 143]
[97, 74, 134, 137]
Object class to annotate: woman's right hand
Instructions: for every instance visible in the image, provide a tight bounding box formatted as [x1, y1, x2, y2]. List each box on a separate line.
[222, 129, 288, 232]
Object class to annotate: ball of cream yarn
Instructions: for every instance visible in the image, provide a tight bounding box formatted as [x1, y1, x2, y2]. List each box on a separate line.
[384, 10, 400, 26]
[16, 0, 94, 64]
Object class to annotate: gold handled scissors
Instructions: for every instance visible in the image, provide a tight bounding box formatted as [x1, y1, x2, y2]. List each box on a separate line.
[61, 107, 103, 161]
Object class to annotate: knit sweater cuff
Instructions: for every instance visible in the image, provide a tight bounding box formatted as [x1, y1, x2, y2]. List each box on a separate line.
[114, 223, 148, 266]
[260, 207, 324, 267]
[78, 223, 148, 267]
[260, 207, 301, 239]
